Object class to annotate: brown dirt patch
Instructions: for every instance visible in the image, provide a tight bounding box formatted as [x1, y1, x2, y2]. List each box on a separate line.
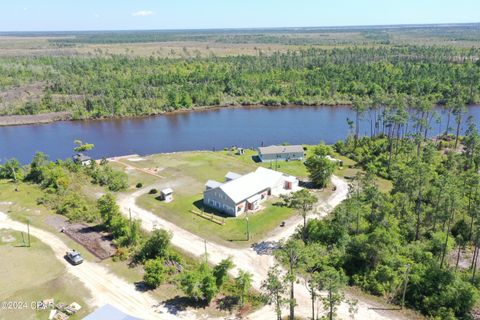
[62, 223, 116, 260]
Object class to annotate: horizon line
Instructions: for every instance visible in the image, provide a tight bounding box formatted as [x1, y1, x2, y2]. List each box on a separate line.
[1, 21, 479, 34]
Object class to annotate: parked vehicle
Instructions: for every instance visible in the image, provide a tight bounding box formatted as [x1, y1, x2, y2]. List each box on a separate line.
[65, 250, 83, 265]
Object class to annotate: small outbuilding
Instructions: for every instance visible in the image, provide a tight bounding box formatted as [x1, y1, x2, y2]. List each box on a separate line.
[72, 153, 92, 166]
[160, 188, 174, 202]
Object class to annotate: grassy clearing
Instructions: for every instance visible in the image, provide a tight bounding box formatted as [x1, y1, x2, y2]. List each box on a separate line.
[0, 229, 92, 320]
[333, 154, 393, 193]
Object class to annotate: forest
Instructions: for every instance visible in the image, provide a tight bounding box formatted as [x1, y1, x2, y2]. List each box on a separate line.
[1, 45, 480, 120]
[266, 117, 480, 319]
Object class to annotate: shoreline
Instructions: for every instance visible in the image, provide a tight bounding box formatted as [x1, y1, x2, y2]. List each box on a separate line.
[0, 111, 72, 127]
[2, 102, 479, 128]
[0, 103, 350, 127]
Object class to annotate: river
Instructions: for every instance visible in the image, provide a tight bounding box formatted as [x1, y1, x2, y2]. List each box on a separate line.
[1, 105, 479, 164]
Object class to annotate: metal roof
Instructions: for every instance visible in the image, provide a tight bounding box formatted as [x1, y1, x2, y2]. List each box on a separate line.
[246, 194, 262, 203]
[82, 304, 141, 320]
[218, 167, 284, 203]
[205, 180, 222, 189]
[258, 145, 304, 155]
[225, 172, 242, 181]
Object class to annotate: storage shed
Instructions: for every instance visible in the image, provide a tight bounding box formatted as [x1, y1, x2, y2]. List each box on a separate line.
[161, 188, 174, 202]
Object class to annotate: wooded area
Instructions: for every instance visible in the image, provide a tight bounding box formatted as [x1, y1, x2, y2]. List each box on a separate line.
[1, 45, 479, 120]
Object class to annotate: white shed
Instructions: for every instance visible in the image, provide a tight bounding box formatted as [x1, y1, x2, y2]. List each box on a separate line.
[161, 188, 174, 202]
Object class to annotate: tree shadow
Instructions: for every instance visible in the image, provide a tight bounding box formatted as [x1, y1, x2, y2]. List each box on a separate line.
[192, 200, 230, 219]
[298, 180, 318, 190]
[251, 241, 280, 255]
[162, 296, 208, 314]
[251, 155, 261, 163]
[134, 281, 150, 292]
[216, 295, 239, 313]
[272, 201, 286, 207]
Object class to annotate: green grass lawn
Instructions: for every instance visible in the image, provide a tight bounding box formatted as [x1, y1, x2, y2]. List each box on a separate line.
[0, 229, 92, 320]
[137, 192, 294, 247]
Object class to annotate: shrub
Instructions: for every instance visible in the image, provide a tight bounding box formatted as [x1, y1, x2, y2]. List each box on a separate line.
[113, 247, 130, 261]
[136, 182, 143, 188]
[149, 188, 158, 194]
[136, 229, 172, 262]
[143, 258, 167, 288]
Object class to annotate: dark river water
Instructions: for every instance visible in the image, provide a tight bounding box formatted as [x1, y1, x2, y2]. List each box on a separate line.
[1, 105, 479, 164]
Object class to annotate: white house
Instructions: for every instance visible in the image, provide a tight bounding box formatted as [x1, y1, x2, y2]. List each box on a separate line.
[257, 145, 305, 162]
[203, 167, 300, 217]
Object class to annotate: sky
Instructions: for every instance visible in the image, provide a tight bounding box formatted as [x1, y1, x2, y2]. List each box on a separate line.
[0, 0, 479, 32]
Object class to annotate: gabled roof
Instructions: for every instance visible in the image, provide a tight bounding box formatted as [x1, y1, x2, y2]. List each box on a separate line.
[217, 167, 284, 203]
[161, 188, 173, 195]
[83, 304, 141, 320]
[225, 172, 242, 181]
[73, 153, 92, 162]
[258, 145, 304, 155]
[205, 180, 222, 189]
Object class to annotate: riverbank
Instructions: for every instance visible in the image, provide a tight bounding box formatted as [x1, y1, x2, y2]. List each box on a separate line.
[0, 111, 71, 126]
[0, 102, 350, 127]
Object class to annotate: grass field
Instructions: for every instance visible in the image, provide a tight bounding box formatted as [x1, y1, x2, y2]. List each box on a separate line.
[0, 229, 92, 320]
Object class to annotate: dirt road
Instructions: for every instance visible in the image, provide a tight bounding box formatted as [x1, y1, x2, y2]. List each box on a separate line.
[118, 175, 409, 320]
[0, 212, 180, 320]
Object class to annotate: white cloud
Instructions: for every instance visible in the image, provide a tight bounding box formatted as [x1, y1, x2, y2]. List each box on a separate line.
[132, 10, 155, 17]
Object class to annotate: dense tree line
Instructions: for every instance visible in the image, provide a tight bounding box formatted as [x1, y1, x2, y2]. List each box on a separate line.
[282, 120, 480, 319]
[1, 46, 479, 119]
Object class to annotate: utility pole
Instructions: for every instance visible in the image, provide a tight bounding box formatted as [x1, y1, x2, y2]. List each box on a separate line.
[401, 264, 411, 309]
[246, 215, 250, 241]
[27, 218, 31, 247]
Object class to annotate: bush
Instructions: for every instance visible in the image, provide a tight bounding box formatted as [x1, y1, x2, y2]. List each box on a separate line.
[136, 182, 143, 188]
[143, 258, 167, 288]
[90, 165, 128, 191]
[136, 229, 172, 262]
[149, 188, 158, 194]
[113, 247, 130, 261]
